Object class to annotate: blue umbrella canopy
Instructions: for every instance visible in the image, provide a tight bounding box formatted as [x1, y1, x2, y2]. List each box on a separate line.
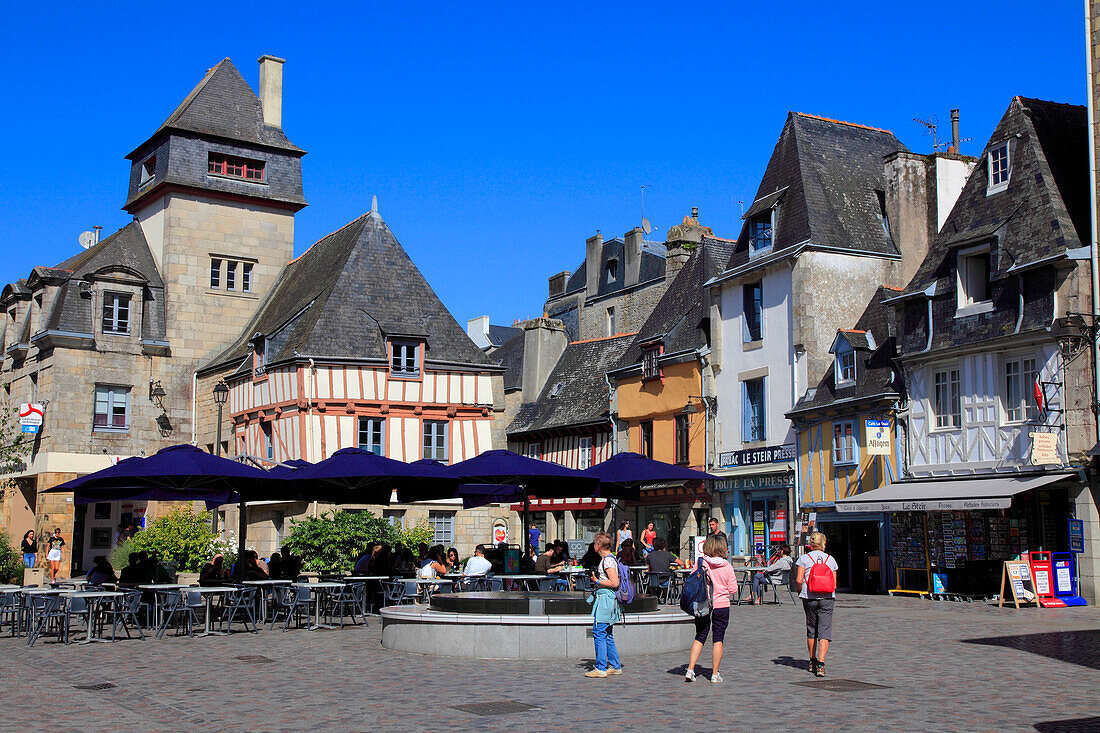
[445, 450, 600, 498]
[582, 451, 718, 488]
[286, 447, 457, 504]
[266, 458, 312, 478]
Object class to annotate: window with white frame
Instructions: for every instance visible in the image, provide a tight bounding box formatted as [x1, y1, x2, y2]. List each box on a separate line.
[606, 307, 616, 337]
[93, 385, 129, 432]
[578, 436, 593, 469]
[423, 420, 448, 461]
[742, 377, 766, 442]
[383, 510, 405, 531]
[1004, 357, 1038, 423]
[429, 511, 454, 545]
[140, 156, 156, 186]
[835, 343, 856, 385]
[987, 141, 1011, 193]
[743, 282, 763, 342]
[642, 345, 661, 380]
[101, 293, 131, 335]
[748, 213, 773, 255]
[358, 417, 385, 456]
[242, 262, 253, 293]
[226, 261, 237, 291]
[261, 422, 274, 460]
[526, 442, 541, 460]
[958, 246, 991, 308]
[933, 368, 961, 429]
[210, 258, 221, 288]
[833, 420, 856, 465]
[390, 340, 420, 377]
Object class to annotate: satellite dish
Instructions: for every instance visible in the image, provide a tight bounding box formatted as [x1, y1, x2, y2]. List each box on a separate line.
[78, 231, 96, 249]
[641, 218, 652, 235]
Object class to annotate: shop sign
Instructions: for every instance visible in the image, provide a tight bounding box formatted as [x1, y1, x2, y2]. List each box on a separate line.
[865, 419, 890, 455]
[719, 443, 796, 468]
[770, 508, 786, 542]
[837, 497, 1012, 513]
[492, 522, 508, 545]
[1029, 432, 1060, 466]
[1068, 519, 1084, 553]
[19, 403, 43, 434]
[712, 472, 794, 493]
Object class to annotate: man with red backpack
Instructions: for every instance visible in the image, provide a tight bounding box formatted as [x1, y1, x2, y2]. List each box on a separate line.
[794, 531, 839, 678]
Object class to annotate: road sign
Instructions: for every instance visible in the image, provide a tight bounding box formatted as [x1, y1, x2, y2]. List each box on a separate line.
[19, 403, 43, 434]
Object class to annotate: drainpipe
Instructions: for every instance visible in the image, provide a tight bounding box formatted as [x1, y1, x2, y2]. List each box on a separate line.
[603, 373, 619, 455]
[308, 358, 319, 518]
[190, 370, 198, 445]
[1087, 0, 1100, 442]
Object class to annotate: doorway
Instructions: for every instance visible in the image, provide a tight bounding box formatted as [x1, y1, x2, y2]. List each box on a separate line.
[640, 506, 681, 555]
[822, 520, 882, 593]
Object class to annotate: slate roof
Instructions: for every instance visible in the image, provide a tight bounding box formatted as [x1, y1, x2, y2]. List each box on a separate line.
[492, 331, 526, 392]
[716, 113, 908, 278]
[130, 58, 302, 157]
[549, 237, 666, 302]
[487, 324, 522, 348]
[901, 97, 1089, 297]
[204, 211, 496, 372]
[40, 222, 166, 342]
[507, 333, 634, 435]
[788, 285, 901, 416]
[614, 237, 734, 371]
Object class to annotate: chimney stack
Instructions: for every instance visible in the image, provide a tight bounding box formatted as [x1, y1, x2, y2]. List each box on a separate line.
[585, 231, 604, 297]
[950, 109, 960, 154]
[258, 55, 285, 129]
[519, 317, 567, 399]
[466, 315, 491, 350]
[623, 227, 644, 287]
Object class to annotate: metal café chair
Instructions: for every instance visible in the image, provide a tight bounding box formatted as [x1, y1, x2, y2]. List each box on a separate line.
[0, 590, 20, 636]
[220, 587, 259, 633]
[326, 583, 363, 628]
[761, 569, 796, 605]
[270, 585, 315, 631]
[103, 590, 146, 640]
[574, 574, 596, 594]
[536, 577, 556, 592]
[155, 590, 197, 639]
[645, 572, 673, 604]
[380, 580, 410, 607]
[26, 594, 63, 647]
[61, 594, 92, 644]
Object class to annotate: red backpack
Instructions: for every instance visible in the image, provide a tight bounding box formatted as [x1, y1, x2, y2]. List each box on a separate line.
[806, 555, 835, 594]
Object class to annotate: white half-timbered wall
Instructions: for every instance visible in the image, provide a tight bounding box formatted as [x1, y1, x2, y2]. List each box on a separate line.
[516, 431, 614, 469]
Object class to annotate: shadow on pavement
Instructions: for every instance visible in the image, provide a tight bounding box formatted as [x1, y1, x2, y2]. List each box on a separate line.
[962, 629, 1100, 672]
[1033, 716, 1100, 732]
[666, 663, 713, 678]
[771, 655, 812, 672]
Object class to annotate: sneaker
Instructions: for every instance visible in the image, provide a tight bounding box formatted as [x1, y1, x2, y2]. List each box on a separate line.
[809, 659, 819, 675]
[684, 669, 696, 682]
[814, 661, 827, 678]
[585, 669, 608, 678]
[606, 668, 622, 675]
[711, 672, 723, 684]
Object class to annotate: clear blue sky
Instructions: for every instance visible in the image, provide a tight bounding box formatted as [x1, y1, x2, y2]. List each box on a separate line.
[0, 2, 1087, 330]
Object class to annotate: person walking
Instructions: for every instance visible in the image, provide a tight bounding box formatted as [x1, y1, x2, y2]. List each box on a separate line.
[684, 534, 737, 683]
[615, 521, 632, 552]
[20, 529, 37, 568]
[45, 528, 65, 582]
[794, 531, 839, 677]
[641, 522, 656, 556]
[585, 532, 622, 678]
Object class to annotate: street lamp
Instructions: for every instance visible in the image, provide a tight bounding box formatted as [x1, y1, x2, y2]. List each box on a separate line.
[212, 380, 230, 536]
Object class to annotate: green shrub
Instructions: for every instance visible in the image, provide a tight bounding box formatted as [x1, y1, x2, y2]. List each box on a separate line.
[125, 506, 221, 573]
[0, 530, 23, 583]
[400, 518, 435, 549]
[282, 510, 401, 572]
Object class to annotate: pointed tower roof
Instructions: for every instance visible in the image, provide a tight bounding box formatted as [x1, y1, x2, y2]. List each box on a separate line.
[128, 58, 302, 158]
[203, 209, 495, 372]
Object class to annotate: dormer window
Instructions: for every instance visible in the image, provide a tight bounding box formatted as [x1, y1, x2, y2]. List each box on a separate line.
[642, 345, 662, 380]
[835, 343, 855, 385]
[748, 213, 773, 255]
[957, 245, 992, 312]
[390, 340, 421, 378]
[102, 293, 131, 335]
[140, 156, 156, 186]
[606, 258, 619, 282]
[253, 337, 266, 375]
[208, 152, 265, 182]
[987, 142, 1011, 194]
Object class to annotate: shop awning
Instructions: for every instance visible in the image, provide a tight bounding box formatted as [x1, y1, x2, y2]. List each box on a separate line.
[834, 473, 1075, 513]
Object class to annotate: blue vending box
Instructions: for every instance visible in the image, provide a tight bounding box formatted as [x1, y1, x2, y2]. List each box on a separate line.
[1051, 551, 1087, 606]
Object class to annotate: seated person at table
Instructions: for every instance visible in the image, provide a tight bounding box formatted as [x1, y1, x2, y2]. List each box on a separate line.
[751, 544, 794, 604]
[446, 547, 460, 572]
[418, 546, 448, 580]
[534, 545, 565, 574]
[462, 545, 493, 578]
[242, 550, 269, 580]
[353, 547, 373, 575]
[369, 544, 392, 575]
[86, 555, 118, 585]
[645, 537, 681, 573]
[118, 553, 149, 584]
[616, 538, 640, 566]
[199, 553, 225, 585]
[267, 552, 282, 580]
[148, 552, 172, 584]
[280, 547, 302, 580]
[554, 540, 571, 564]
[580, 542, 601, 572]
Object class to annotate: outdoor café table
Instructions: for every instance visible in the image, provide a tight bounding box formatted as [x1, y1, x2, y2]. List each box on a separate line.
[60, 591, 124, 644]
[243, 580, 292, 624]
[403, 578, 453, 602]
[734, 567, 769, 605]
[343, 576, 389, 615]
[292, 582, 345, 630]
[555, 567, 586, 590]
[192, 586, 237, 637]
[139, 584, 190, 628]
[498, 574, 542, 591]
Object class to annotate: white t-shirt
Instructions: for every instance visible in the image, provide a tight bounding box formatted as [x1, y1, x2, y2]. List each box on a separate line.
[796, 550, 838, 599]
[597, 555, 618, 587]
[463, 555, 492, 577]
[617, 529, 632, 545]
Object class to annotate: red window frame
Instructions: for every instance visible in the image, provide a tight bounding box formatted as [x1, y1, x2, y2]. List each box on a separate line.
[208, 153, 265, 182]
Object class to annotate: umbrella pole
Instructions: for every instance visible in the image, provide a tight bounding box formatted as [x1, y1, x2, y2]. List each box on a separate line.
[237, 498, 247, 580]
[523, 492, 530, 565]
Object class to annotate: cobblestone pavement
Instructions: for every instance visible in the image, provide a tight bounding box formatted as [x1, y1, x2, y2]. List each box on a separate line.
[2, 595, 1099, 732]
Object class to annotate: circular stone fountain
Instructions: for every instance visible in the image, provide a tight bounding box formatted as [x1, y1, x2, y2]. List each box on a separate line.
[380, 591, 694, 659]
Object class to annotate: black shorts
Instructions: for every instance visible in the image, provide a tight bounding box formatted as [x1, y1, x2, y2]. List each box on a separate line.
[802, 598, 834, 640]
[694, 607, 729, 645]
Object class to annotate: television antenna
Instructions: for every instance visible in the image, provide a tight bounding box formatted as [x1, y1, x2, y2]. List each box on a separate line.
[914, 115, 944, 152]
[640, 185, 653, 234]
[78, 231, 96, 249]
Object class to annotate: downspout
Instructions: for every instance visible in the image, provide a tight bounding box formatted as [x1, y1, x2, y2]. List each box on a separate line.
[308, 358, 318, 518]
[924, 297, 934, 352]
[190, 370, 198, 445]
[1013, 275, 1025, 334]
[698, 351, 711, 471]
[1087, 0, 1100, 441]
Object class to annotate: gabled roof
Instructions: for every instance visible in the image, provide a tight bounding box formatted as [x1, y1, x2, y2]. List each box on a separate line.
[831, 329, 873, 353]
[507, 334, 634, 435]
[900, 97, 1089, 296]
[128, 58, 303, 158]
[492, 331, 526, 392]
[204, 211, 495, 372]
[718, 113, 907, 277]
[788, 285, 901, 416]
[487, 324, 522, 348]
[615, 237, 734, 370]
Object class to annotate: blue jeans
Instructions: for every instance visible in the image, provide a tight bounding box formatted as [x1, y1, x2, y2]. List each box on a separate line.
[593, 622, 620, 671]
[23, 553, 35, 568]
[752, 572, 766, 599]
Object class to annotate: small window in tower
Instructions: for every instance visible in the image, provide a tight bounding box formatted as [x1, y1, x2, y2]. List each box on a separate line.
[225, 261, 237, 291]
[208, 152, 265, 182]
[140, 156, 156, 186]
[242, 262, 253, 293]
[210, 258, 221, 289]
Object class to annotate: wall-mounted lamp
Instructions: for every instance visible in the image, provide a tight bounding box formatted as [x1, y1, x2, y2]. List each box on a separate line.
[155, 412, 173, 438]
[149, 380, 167, 409]
[681, 395, 714, 416]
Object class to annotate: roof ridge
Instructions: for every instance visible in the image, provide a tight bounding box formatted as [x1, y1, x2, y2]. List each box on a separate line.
[1015, 95, 1085, 109]
[159, 58, 228, 132]
[794, 111, 892, 135]
[286, 213, 370, 265]
[569, 332, 637, 345]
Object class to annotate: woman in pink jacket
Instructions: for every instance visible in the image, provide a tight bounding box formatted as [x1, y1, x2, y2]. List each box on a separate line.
[684, 534, 738, 684]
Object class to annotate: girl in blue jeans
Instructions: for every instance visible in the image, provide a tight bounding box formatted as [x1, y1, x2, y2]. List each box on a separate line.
[586, 531, 622, 678]
[20, 530, 37, 568]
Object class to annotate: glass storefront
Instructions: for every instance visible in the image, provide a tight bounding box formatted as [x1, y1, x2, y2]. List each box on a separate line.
[639, 505, 682, 555]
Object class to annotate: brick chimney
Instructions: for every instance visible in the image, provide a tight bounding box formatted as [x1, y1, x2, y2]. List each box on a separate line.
[585, 231, 603, 298]
[258, 55, 285, 129]
[623, 227, 644, 287]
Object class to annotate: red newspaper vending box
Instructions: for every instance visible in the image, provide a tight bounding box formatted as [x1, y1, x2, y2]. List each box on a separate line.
[1028, 551, 1064, 608]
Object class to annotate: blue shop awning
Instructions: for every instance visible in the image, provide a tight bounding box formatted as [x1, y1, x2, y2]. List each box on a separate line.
[835, 473, 1075, 513]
